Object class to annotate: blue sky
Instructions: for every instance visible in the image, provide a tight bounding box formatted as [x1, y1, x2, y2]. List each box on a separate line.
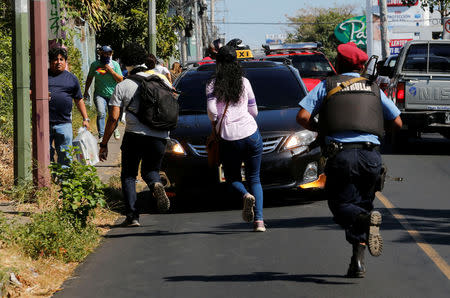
[214, 0, 363, 49]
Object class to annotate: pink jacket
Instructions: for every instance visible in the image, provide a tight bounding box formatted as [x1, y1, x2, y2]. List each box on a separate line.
[206, 77, 258, 141]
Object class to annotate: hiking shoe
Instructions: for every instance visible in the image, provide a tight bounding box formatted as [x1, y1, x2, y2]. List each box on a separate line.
[242, 193, 255, 222]
[253, 220, 266, 232]
[120, 217, 140, 227]
[367, 211, 383, 257]
[114, 128, 121, 140]
[153, 182, 170, 213]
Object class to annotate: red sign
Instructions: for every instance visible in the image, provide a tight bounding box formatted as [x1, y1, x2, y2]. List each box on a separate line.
[446, 19, 450, 34]
[389, 39, 412, 47]
[378, 0, 419, 6]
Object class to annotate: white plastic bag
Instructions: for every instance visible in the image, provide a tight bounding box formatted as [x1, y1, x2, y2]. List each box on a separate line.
[72, 127, 99, 165]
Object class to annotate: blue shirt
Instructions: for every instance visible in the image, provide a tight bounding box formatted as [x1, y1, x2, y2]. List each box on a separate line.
[48, 70, 82, 124]
[298, 72, 401, 145]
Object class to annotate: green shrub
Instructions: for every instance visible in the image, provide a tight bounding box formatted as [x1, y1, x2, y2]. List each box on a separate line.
[49, 147, 106, 226]
[0, 27, 13, 138]
[16, 210, 99, 262]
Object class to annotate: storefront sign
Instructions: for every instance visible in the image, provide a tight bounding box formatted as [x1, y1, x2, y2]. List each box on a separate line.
[389, 38, 412, 54]
[334, 16, 367, 48]
[379, 0, 418, 6]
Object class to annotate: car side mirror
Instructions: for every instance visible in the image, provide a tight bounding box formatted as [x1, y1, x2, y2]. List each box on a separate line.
[378, 65, 391, 77]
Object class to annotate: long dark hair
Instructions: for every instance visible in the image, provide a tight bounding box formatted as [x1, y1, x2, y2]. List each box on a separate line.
[212, 46, 243, 104]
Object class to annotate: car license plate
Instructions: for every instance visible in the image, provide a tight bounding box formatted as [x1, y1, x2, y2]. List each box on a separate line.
[445, 112, 450, 124]
[219, 163, 246, 183]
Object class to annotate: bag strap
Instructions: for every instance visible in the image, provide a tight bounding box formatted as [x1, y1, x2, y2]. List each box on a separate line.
[125, 75, 145, 113]
[215, 101, 230, 140]
[325, 77, 367, 100]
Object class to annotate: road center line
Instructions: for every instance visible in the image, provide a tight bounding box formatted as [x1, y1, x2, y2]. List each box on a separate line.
[376, 192, 450, 280]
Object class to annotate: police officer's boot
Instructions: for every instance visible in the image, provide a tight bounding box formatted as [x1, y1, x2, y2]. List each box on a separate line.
[346, 243, 366, 278]
[356, 211, 383, 257]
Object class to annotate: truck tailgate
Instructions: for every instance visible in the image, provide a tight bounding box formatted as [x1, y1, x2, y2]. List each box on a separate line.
[405, 78, 450, 110]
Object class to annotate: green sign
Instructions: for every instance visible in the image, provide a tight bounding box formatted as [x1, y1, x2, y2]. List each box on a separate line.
[334, 16, 367, 48]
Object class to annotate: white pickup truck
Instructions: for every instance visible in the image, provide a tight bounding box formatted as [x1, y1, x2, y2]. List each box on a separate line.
[383, 40, 450, 140]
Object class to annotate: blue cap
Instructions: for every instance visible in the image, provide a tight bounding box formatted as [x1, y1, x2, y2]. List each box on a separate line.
[100, 45, 113, 52]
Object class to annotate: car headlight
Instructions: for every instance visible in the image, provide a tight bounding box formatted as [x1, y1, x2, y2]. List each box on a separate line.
[166, 139, 186, 155]
[283, 130, 318, 150]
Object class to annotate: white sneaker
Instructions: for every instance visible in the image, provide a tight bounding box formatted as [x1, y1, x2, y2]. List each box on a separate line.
[114, 129, 120, 140]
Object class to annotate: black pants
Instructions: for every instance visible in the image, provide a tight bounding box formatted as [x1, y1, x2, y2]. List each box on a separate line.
[121, 132, 167, 219]
[324, 148, 382, 244]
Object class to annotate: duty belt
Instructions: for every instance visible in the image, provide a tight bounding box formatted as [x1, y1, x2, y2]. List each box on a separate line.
[323, 142, 380, 158]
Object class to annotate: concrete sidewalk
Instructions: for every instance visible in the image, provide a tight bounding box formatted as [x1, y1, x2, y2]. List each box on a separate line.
[95, 123, 125, 184]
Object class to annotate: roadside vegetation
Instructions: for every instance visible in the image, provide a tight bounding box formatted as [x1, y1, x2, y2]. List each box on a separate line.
[285, 4, 357, 63]
[0, 3, 123, 296]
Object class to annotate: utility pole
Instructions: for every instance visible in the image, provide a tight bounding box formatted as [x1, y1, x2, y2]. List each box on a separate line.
[148, 0, 156, 55]
[211, 0, 215, 38]
[13, 0, 31, 184]
[193, 1, 202, 60]
[366, 0, 373, 57]
[30, 0, 50, 187]
[379, 0, 390, 59]
[176, 0, 187, 64]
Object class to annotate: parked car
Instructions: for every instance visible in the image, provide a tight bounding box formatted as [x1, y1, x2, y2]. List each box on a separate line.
[262, 43, 336, 91]
[381, 40, 450, 141]
[162, 60, 325, 196]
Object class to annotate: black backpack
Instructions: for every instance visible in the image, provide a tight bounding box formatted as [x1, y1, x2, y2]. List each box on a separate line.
[126, 74, 179, 131]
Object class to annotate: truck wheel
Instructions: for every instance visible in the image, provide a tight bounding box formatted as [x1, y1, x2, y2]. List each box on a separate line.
[441, 132, 450, 139]
[391, 130, 409, 153]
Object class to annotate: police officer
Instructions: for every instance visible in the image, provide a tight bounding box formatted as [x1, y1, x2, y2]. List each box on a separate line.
[296, 42, 402, 278]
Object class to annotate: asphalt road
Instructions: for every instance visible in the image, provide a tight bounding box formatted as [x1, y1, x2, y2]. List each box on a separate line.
[55, 134, 450, 298]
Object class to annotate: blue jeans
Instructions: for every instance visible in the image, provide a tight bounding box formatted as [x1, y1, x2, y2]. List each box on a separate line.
[121, 132, 167, 219]
[94, 95, 109, 137]
[220, 130, 264, 220]
[50, 122, 73, 166]
[325, 148, 382, 244]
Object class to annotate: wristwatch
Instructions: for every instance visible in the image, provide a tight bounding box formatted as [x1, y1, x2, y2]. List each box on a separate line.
[83, 118, 90, 122]
[99, 143, 107, 148]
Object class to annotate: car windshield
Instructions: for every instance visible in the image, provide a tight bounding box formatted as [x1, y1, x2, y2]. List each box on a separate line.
[290, 55, 335, 78]
[175, 64, 306, 113]
[403, 44, 450, 73]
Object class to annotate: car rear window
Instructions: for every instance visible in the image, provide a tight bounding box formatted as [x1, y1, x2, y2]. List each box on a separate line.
[175, 66, 306, 113]
[290, 55, 335, 78]
[403, 43, 450, 73]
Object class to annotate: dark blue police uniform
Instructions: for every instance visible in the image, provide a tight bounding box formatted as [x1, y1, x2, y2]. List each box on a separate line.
[299, 72, 401, 245]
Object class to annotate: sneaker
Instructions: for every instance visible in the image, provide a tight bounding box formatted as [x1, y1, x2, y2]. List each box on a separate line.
[120, 217, 140, 227]
[98, 136, 103, 144]
[253, 220, 266, 232]
[114, 128, 121, 140]
[367, 211, 383, 257]
[242, 193, 255, 222]
[153, 182, 170, 213]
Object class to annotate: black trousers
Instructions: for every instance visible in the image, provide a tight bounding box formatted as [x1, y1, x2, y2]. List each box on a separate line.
[121, 132, 167, 219]
[324, 148, 382, 244]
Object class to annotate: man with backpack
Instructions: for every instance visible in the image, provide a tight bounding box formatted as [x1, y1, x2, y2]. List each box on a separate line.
[99, 43, 177, 227]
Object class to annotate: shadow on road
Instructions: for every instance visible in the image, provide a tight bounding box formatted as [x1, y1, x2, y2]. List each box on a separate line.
[164, 271, 354, 285]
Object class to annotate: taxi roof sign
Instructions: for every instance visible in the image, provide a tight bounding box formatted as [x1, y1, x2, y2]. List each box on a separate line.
[236, 49, 253, 59]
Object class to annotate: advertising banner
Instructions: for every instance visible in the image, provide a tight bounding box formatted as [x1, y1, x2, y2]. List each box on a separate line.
[334, 16, 367, 48]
